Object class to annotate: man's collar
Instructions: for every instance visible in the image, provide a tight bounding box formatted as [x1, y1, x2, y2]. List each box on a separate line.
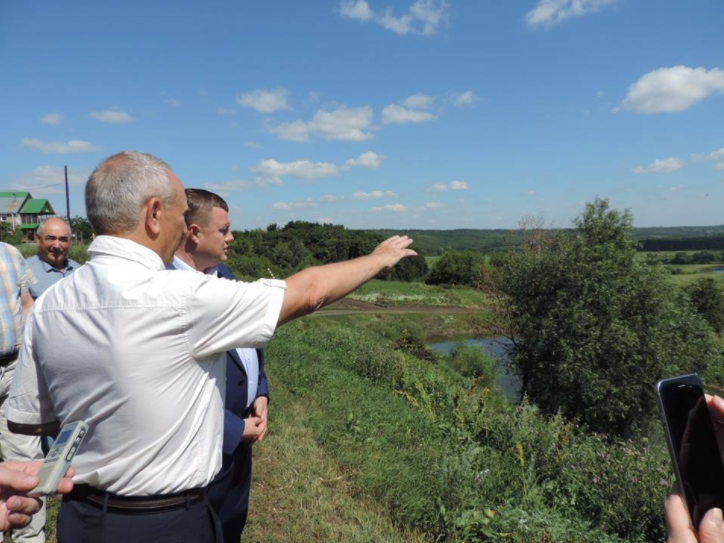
[88, 236, 166, 271]
[37, 255, 72, 273]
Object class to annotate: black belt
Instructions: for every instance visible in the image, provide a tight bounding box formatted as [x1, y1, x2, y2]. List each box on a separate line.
[68, 484, 207, 513]
[0, 352, 18, 367]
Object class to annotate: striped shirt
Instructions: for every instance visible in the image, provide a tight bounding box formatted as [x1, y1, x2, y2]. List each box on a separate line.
[0, 242, 36, 356]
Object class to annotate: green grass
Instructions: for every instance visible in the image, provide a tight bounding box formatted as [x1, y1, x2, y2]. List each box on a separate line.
[348, 279, 487, 307]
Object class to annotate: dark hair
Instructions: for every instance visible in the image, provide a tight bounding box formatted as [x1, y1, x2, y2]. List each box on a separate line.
[184, 189, 229, 227]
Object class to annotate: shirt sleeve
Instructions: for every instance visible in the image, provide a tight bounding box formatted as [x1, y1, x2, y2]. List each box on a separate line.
[185, 277, 286, 360]
[6, 315, 57, 425]
[10, 248, 36, 293]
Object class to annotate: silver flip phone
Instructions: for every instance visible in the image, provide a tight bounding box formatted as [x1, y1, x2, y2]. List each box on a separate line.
[29, 421, 88, 497]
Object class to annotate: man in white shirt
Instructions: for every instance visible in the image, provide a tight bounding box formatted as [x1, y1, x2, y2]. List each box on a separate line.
[6, 151, 415, 543]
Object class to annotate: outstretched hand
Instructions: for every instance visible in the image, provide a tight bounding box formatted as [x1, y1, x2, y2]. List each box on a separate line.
[0, 461, 74, 531]
[371, 236, 417, 271]
[666, 395, 724, 542]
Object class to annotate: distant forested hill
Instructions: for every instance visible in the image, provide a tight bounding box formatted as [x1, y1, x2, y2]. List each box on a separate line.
[373, 225, 724, 254]
[373, 229, 522, 254]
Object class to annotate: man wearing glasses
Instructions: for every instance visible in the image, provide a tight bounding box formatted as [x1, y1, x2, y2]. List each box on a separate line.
[25, 218, 80, 300]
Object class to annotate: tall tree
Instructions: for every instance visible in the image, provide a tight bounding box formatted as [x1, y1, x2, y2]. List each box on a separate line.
[490, 199, 718, 435]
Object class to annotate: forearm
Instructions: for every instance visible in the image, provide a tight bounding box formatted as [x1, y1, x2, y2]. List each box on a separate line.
[20, 292, 33, 321]
[280, 253, 387, 325]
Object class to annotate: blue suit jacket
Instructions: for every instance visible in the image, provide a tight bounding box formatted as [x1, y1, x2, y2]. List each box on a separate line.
[216, 263, 269, 457]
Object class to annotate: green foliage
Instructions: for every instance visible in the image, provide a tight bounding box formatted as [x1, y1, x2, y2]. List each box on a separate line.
[686, 277, 724, 335]
[267, 319, 672, 542]
[426, 250, 486, 287]
[69, 216, 94, 242]
[0, 223, 24, 245]
[492, 198, 719, 436]
[446, 344, 498, 388]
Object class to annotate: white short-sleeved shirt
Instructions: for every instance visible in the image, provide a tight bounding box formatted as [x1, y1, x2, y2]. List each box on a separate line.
[7, 236, 285, 496]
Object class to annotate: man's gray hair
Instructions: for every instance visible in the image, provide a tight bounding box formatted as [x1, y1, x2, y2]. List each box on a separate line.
[85, 151, 174, 235]
[36, 218, 71, 238]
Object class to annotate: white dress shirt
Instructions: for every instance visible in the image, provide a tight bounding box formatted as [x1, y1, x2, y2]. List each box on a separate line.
[172, 257, 258, 407]
[7, 236, 285, 495]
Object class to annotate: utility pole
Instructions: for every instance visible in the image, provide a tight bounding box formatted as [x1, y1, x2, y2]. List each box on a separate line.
[64, 165, 71, 223]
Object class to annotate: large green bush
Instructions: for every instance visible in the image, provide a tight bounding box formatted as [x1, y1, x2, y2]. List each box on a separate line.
[490, 199, 719, 436]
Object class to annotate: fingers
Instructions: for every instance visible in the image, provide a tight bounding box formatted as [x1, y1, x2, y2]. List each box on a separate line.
[6, 495, 41, 516]
[666, 494, 695, 542]
[700, 508, 724, 543]
[0, 464, 40, 493]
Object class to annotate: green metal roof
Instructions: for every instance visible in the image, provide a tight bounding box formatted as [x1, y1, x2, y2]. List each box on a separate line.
[19, 199, 55, 214]
[0, 191, 30, 199]
[19, 224, 39, 230]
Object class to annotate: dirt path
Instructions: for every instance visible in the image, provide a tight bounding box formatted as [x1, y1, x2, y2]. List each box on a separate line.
[312, 297, 476, 316]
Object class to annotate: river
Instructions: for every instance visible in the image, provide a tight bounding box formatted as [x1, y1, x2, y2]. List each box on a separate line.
[429, 337, 522, 402]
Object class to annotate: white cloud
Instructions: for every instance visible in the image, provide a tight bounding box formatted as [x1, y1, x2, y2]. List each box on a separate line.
[451, 91, 477, 107]
[205, 180, 256, 192]
[402, 93, 435, 109]
[10, 165, 91, 194]
[450, 180, 469, 190]
[246, 141, 261, 148]
[236, 89, 291, 113]
[370, 204, 408, 212]
[90, 109, 135, 124]
[340, 0, 374, 21]
[341, 0, 449, 36]
[21, 138, 100, 154]
[382, 104, 437, 124]
[596, 90, 605, 98]
[618, 66, 724, 114]
[343, 151, 385, 169]
[252, 159, 339, 182]
[525, 0, 618, 28]
[217, 107, 238, 115]
[526, 189, 538, 195]
[273, 199, 318, 210]
[423, 201, 445, 209]
[670, 185, 684, 192]
[430, 182, 448, 192]
[353, 190, 397, 200]
[632, 157, 684, 174]
[320, 194, 341, 202]
[317, 217, 334, 224]
[709, 147, 724, 169]
[165, 98, 182, 107]
[40, 113, 62, 125]
[270, 105, 374, 142]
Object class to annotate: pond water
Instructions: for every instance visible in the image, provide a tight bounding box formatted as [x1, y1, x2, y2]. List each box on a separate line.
[429, 337, 522, 402]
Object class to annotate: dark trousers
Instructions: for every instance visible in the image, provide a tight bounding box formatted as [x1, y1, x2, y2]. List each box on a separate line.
[57, 493, 221, 543]
[207, 444, 252, 543]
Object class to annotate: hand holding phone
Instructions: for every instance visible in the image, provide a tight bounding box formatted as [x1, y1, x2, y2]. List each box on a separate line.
[656, 375, 724, 531]
[28, 421, 88, 497]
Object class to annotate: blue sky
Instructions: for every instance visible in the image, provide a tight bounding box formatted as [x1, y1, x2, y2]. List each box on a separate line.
[1, 0, 723, 230]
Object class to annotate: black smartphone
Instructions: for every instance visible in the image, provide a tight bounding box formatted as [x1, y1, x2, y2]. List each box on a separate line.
[656, 374, 724, 529]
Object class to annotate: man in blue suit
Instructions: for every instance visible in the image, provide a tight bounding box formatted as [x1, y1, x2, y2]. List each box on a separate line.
[169, 189, 268, 542]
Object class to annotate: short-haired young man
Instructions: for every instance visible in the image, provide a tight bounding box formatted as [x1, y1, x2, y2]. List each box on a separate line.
[170, 188, 266, 542]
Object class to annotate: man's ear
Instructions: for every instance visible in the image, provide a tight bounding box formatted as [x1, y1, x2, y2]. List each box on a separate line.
[146, 197, 163, 236]
[187, 223, 201, 243]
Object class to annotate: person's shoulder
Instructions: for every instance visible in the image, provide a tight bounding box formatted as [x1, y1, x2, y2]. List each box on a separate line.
[0, 242, 21, 257]
[25, 254, 41, 265]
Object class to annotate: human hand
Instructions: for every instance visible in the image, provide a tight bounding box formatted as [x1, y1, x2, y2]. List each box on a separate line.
[371, 236, 417, 270]
[241, 416, 264, 443]
[0, 461, 74, 531]
[666, 494, 724, 542]
[665, 395, 724, 542]
[253, 397, 269, 442]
